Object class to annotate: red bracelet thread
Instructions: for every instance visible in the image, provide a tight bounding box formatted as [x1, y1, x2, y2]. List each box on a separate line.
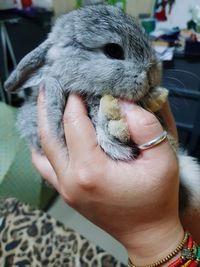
[169, 233, 199, 267]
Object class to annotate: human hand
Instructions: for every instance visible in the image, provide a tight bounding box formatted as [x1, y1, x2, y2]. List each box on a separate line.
[32, 91, 183, 265]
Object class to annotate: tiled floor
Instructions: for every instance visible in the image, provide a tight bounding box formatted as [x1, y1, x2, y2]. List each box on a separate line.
[48, 196, 127, 264]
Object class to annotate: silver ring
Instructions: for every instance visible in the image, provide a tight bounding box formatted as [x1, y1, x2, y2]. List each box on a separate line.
[138, 131, 168, 150]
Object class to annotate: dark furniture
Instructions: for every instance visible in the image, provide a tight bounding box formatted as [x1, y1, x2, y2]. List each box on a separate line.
[162, 52, 200, 160]
[0, 9, 52, 105]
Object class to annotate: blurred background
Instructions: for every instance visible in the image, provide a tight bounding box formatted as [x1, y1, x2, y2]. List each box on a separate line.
[0, 0, 200, 264]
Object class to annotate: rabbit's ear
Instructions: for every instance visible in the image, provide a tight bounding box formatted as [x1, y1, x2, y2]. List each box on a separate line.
[4, 39, 51, 93]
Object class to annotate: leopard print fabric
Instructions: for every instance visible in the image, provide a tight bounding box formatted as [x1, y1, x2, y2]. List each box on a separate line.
[0, 198, 126, 267]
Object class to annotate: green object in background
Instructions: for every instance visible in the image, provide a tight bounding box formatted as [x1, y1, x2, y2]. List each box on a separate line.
[187, 20, 197, 31]
[105, 0, 126, 11]
[0, 102, 56, 209]
[196, 24, 200, 34]
[0, 104, 20, 184]
[76, 0, 81, 7]
[76, 0, 126, 11]
[141, 18, 156, 33]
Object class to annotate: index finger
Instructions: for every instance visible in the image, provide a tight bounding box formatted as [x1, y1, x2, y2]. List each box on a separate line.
[63, 94, 98, 161]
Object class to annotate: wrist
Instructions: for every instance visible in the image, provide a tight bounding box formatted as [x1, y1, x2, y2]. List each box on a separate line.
[125, 216, 184, 266]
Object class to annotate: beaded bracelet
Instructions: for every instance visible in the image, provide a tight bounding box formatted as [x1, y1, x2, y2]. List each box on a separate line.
[169, 234, 200, 267]
[128, 232, 200, 267]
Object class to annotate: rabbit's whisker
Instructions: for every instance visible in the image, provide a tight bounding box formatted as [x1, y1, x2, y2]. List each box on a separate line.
[165, 69, 200, 82]
[164, 76, 186, 89]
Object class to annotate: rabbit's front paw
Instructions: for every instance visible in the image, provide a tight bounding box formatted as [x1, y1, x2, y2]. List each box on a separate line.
[108, 119, 130, 143]
[100, 95, 130, 143]
[98, 133, 138, 160]
[96, 95, 138, 160]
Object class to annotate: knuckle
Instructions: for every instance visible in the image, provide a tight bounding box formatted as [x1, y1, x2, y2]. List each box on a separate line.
[75, 167, 96, 190]
[139, 112, 160, 129]
[63, 111, 79, 127]
[59, 166, 96, 205]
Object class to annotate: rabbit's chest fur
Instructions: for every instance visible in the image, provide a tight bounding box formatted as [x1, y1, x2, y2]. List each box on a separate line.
[5, 5, 200, 213]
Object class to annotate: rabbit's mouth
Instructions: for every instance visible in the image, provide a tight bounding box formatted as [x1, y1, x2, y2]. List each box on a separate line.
[113, 85, 154, 104]
[137, 86, 155, 105]
[114, 86, 166, 112]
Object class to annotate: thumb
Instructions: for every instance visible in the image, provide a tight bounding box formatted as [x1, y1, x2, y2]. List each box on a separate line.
[120, 102, 168, 154]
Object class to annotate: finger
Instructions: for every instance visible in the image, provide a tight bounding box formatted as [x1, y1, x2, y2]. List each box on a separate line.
[37, 90, 68, 175]
[31, 149, 59, 190]
[63, 94, 98, 160]
[159, 100, 178, 141]
[120, 102, 169, 156]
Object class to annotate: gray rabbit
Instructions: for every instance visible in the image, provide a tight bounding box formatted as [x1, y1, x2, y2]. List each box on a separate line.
[4, 5, 200, 212]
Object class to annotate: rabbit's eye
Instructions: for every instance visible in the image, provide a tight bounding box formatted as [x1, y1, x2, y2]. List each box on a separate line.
[103, 43, 124, 60]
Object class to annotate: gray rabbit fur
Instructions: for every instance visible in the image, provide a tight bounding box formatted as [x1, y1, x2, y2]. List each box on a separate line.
[4, 5, 200, 213]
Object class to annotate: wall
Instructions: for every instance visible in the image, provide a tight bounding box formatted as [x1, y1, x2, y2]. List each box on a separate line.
[126, 0, 155, 17]
[156, 0, 200, 29]
[52, 0, 76, 16]
[51, 0, 156, 17]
